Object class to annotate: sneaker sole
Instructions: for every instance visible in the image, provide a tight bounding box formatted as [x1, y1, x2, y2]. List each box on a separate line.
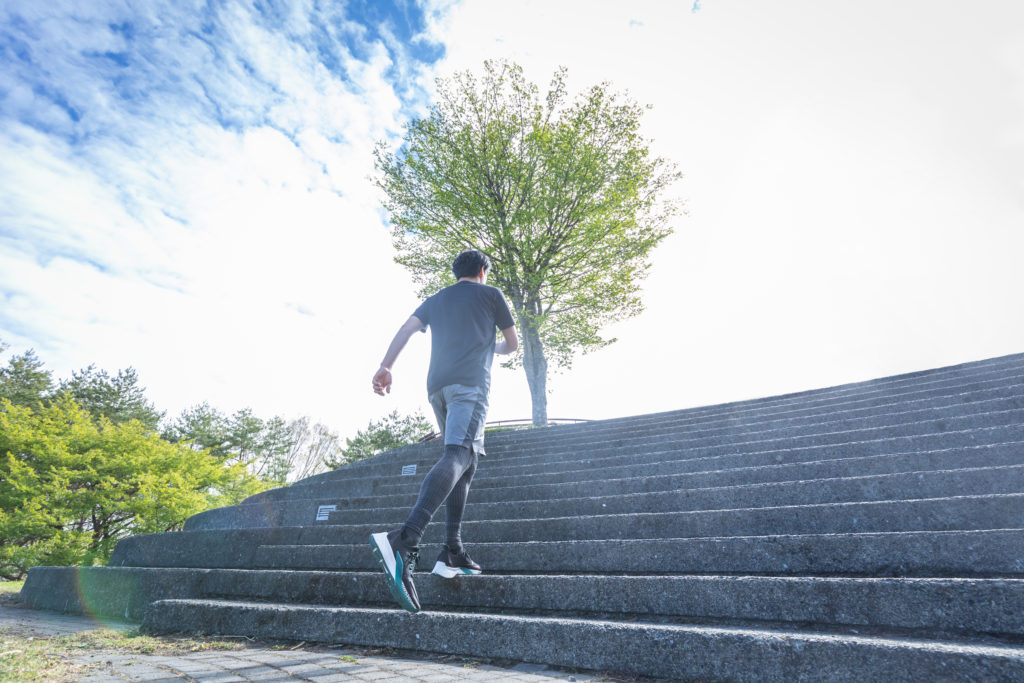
[369, 533, 420, 614]
[431, 561, 482, 579]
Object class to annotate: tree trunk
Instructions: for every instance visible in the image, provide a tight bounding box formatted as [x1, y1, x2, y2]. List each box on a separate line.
[521, 320, 548, 427]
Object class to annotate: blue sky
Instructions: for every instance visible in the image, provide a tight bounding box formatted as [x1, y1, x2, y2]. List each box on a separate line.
[0, 0, 448, 431]
[2, 1, 1023, 439]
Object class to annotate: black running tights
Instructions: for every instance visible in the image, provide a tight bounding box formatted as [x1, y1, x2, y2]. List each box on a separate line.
[402, 444, 477, 550]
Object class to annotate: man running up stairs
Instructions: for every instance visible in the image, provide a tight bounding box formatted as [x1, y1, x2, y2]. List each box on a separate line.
[20, 352, 1024, 681]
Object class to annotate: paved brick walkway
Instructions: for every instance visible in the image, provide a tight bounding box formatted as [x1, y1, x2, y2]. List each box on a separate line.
[1, 604, 615, 682]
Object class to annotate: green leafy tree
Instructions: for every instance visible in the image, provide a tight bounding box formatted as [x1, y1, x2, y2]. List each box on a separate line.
[0, 396, 267, 578]
[59, 364, 164, 431]
[0, 348, 54, 409]
[162, 402, 232, 458]
[328, 410, 434, 468]
[230, 412, 295, 484]
[375, 60, 679, 425]
[164, 404, 299, 483]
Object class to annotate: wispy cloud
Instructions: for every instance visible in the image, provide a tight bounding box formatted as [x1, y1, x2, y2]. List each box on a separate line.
[0, 1, 446, 432]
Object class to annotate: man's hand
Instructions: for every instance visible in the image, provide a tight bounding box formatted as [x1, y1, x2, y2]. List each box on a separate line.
[372, 367, 392, 395]
[372, 316, 424, 397]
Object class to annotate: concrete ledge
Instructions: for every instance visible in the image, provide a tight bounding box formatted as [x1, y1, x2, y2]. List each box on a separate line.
[424, 412, 1024, 482]
[22, 566, 1024, 636]
[306, 354, 1024, 478]
[479, 375, 1024, 453]
[187, 442, 1024, 530]
[119, 494, 1024, 555]
[189, 464, 1024, 530]
[320, 493, 1024, 543]
[249, 425, 1024, 505]
[108, 528, 1024, 576]
[141, 599, 1024, 682]
[326, 389, 1024, 478]
[284, 401, 1024, 487]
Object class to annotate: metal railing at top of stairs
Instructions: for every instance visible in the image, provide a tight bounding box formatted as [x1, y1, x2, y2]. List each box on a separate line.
[417, 418, 590, 443]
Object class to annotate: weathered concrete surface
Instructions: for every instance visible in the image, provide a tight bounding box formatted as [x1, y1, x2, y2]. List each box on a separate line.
[108, 527, 1024, 576]
[188, 462, 1024, 530]
[187, 441, 1024, 530]
[318, 354, 1024, 470]
[303, 388, 1024, 479]
[200, 492, 1024, 545]
[268, 353, 1024, 488]
[24, 566, 1024, 636]
[245, 425, 1024, 505]
[120, 494, 1024, 562]
[142, 599, 1024, 683]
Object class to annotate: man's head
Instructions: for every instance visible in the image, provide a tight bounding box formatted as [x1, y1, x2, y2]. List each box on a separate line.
[452, 249, 491, 281]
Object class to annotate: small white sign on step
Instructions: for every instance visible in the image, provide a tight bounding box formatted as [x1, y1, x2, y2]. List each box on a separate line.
[401, 464, 417, 476]
[315, 505, 337, 521]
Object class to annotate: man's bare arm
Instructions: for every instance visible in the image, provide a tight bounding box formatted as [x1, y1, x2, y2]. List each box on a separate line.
[372, 315, 424, 396]
[495, 325, 519, 355]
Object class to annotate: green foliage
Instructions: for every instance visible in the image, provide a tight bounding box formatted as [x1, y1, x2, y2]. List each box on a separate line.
[0, 348, 55, 408]
[0, 397, 268, 579]
[375, 60, 679, 424]
[329, 410, 434, 468]
[163, 404, 307, 484]
[0, 345, 339, 579]
[162, 402, 232, 457]
[59, 364, 164, 431]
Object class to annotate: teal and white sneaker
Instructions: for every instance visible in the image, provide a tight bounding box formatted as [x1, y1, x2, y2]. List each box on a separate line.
[431, 545, 482, 578]
[369, 530, 421, 613]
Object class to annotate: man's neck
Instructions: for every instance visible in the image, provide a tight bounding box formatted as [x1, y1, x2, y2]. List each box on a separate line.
[457, 277, 482, 284]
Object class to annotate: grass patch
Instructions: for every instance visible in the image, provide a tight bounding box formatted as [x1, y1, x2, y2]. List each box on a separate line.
[0, 627, 247, 682]
[0, 582, 23, 607]
[1, 629, 92, 683]
[57, 628, 245, 655]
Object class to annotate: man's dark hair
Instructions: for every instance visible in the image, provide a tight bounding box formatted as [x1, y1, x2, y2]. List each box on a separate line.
[452, 249, 491, 279]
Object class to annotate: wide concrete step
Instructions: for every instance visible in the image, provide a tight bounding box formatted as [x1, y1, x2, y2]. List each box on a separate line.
[252, 424, 1024, 506]
[219, 438, 1024, 526]
[429, 406, 1024, 485]
[311, 493, 1024, 544]
[141, 598, 1024, 682]
[334, 353, 1024, 464]
[304, 357, 1024, 487]
[377, 426, 1024, 499]
[186, 442, 1024, 531]
[303, 387, 1024, 483]
[109, 529, 1024, 575]
[303, 394, 1024, 483]
[481, 372, 1024, 453]
[26, 566, 1024, 638]
[325, 355, 1024, 476]
[121, 493, 1024, 569]
[314, 465, 1024, 525]
[466, 405, 1024, 471]
[442, 386, 1024, 462]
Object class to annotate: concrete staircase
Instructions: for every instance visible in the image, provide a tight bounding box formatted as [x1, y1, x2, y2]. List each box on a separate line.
[21, 353, 1024, 681]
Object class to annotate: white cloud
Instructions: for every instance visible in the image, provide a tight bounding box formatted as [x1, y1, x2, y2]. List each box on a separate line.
[0, 0, 441, 436]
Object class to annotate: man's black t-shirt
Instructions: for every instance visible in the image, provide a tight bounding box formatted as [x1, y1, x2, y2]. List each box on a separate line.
[413, 281, 516, 396]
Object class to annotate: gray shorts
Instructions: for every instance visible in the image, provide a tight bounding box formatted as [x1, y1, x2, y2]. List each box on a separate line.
[428, 384, 489, 455]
